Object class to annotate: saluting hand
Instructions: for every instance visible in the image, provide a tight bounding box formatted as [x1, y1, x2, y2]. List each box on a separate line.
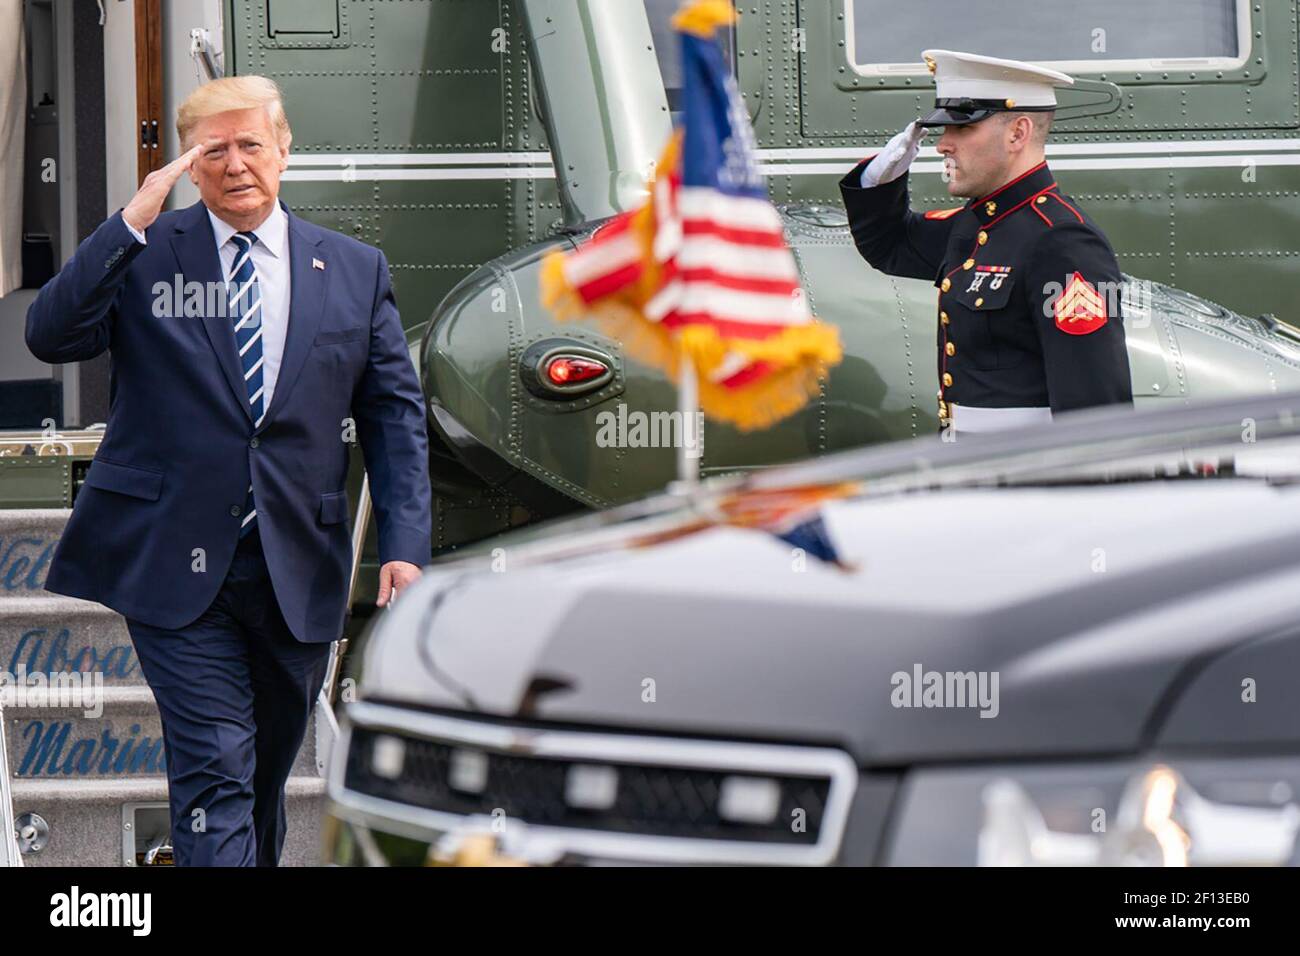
[122, 141, 208, 234]
[861, 120, 928, 188]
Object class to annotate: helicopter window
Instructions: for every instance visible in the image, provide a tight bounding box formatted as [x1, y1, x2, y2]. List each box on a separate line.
[844, 0, 1248, 75]
[645, 0, 736, 118]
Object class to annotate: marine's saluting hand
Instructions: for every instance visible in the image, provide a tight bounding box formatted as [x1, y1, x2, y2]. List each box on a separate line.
[122, 141, 208, 234]
[861, 121, 928, 188]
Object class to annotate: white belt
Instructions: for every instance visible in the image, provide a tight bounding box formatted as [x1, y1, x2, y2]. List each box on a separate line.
[951, 404, 1053, 433]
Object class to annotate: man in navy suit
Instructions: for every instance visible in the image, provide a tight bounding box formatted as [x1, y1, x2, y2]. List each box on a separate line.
[25, 76, 432, 866]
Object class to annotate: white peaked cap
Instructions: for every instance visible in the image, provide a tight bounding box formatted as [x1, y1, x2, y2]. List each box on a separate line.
[923, 49, 1075, 109]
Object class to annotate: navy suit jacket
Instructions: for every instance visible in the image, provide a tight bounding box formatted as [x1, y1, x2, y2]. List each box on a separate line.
[25, 200, 432, 644]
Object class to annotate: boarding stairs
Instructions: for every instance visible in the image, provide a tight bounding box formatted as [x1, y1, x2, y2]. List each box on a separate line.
[0, 440, 366, 865]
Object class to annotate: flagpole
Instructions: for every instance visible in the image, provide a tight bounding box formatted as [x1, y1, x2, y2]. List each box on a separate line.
[676, 350, 700, 489]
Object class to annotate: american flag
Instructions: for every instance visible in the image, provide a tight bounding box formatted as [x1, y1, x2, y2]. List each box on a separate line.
[541, 0, 840, 431]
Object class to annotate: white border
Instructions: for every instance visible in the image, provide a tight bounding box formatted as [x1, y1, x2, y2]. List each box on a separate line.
[755, 138, 1300, 175]
[761, 155, 1300, 177]
[282, 168, 556, 181]
[282, 152, 556, 182]
[278, 140, 1300, 182]
[757, 139, 1300, 160]
[287, 152, 554, 166]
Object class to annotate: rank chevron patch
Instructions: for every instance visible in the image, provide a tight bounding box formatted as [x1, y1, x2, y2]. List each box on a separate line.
[1054, 272, 1108, 335]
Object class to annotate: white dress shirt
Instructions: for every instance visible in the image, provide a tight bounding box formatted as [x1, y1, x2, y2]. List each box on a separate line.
[125, 202, 292, 412]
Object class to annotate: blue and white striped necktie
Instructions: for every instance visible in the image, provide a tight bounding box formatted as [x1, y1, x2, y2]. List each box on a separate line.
[228, 230, 263, 537]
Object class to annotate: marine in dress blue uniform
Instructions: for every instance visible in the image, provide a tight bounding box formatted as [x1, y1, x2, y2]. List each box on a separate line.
[839, 50, 1133, 434]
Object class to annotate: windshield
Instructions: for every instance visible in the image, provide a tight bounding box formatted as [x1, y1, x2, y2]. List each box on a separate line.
[644, 0, 736, 121]
[845, 0, 1246, 73]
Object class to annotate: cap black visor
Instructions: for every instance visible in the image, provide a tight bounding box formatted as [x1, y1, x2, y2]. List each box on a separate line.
[918, 98, 1056, 127]
[917, 107, 996, 127]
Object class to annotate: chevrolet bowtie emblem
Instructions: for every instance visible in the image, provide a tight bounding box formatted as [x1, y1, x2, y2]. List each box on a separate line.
[312, 257, 325, 270]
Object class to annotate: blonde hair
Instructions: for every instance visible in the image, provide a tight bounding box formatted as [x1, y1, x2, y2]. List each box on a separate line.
[177, 75, 292, 149]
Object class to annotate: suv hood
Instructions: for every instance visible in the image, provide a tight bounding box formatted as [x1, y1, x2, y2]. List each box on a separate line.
[361, 477, 1300, 766]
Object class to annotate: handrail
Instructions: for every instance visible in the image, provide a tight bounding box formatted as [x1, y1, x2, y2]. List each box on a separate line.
[324, 474, 373, 706]
[0, 695, 23, 866]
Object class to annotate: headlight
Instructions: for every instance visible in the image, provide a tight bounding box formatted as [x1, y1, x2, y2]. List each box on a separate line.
[885, 756, 1300, 866]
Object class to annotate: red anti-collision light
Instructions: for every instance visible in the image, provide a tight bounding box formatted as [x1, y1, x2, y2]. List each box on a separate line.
[546, 356, 608, 386]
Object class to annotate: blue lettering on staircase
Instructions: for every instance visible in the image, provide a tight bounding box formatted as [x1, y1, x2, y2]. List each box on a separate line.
[0, 537, 55, 592]
[16, 721, 166, 776]
[7, 629, 138, 680]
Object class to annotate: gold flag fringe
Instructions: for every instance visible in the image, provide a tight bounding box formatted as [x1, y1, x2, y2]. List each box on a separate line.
[671, 0, 738, 37]
[540, 251, 842, 432]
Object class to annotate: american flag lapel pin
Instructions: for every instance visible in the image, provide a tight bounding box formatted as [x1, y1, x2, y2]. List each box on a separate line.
[312, 257, 325, 271]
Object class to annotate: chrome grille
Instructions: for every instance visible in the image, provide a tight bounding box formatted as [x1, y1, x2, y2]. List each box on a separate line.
[345, 724, 831, 844]
[329, 702, 859, 865]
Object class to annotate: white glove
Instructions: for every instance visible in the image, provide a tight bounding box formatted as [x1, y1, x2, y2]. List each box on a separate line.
[860, 121, 927, 188]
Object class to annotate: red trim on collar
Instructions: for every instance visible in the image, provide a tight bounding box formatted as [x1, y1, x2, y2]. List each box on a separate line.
[985, 184, 1060, 229]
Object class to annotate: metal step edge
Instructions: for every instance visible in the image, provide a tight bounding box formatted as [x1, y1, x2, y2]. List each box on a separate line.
[0, 509, 73, 521]
[0, 595, 126, 617]
[10, 687, 331, 717]
[10, 774, 327, 799]
[10, 685, 335, 712]
[10, 685, 158, 707]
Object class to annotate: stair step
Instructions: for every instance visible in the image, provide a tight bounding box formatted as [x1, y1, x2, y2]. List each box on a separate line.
[6, 686, 322, 781]
[0, 510, 68, 597]
[9, 774, 326, 866]
[0, 596, 142, 686]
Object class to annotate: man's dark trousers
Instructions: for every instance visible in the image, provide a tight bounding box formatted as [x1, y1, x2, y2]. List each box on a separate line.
[125, 527, 331, 867]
